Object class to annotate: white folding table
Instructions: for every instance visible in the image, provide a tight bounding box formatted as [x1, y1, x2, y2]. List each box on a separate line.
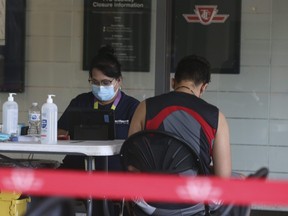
[0, 139, 124, 216]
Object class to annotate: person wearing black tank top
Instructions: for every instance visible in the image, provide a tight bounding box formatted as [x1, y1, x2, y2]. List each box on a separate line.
[130, 55, 231, 177]
[128, 55, 233, 215]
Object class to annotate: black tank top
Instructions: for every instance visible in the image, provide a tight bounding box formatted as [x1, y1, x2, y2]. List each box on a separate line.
[145, 91, 219, 174]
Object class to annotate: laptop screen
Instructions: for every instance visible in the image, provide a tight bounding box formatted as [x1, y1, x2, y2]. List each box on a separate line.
[66, 108, 115, 140]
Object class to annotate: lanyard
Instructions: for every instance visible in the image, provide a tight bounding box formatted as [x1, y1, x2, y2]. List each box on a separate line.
[93, 90, 122, 110]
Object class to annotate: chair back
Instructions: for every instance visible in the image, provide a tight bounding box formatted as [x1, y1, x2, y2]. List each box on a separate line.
[120, 130, 207, 176]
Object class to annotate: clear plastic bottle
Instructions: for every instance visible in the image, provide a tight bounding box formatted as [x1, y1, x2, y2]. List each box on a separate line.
[41, 95, 58, 144]
[28, 102, 41, 136]
[2, 93, 18, 135]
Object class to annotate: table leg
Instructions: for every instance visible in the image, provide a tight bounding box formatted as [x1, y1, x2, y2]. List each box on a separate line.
[86, 156, 110, 216]
[86, 156, 94, 216]
[103, 156, 111, 216]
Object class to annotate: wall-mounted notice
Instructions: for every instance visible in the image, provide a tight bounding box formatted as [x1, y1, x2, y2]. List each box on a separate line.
[83, 0, 151, 72]
[0, 0, 5, 45]
[171, 0, 241, 74]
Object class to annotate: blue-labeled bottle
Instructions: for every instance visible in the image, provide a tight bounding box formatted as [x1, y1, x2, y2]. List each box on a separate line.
[40, 95, 58, 144]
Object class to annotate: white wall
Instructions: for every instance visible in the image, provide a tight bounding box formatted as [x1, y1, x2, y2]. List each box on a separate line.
[1, 0, 288, 180]
[203, 0, 288, 179]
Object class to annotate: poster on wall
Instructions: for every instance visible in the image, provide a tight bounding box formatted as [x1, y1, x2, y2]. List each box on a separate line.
[0, 0, 26, 92]
[83, 0, 151, 72]
[171, 0, 241, 74]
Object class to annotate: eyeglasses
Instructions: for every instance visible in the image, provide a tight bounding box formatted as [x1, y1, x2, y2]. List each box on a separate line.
[88, 78, 114, 86]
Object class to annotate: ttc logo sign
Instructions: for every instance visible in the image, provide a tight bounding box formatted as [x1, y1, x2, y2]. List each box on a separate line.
[183, 5, 229, 25]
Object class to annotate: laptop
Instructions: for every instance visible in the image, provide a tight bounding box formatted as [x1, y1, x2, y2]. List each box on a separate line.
[66, 108, 115, 140]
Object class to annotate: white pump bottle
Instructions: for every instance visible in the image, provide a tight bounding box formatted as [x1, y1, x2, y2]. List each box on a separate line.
[2, 93, 18, 135]
[41, 94, 58, 144]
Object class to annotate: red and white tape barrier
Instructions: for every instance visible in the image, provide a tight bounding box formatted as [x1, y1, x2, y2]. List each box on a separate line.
[0, 168, 287, 206]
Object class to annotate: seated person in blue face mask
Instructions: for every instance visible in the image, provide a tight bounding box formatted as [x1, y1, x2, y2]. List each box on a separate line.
[58, 45, 140, 171]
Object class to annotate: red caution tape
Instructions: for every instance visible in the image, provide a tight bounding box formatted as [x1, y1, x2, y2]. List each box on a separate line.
[0, 168, 287, 206]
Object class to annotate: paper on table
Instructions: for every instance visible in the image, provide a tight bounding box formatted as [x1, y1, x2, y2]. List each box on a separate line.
[17, 135, 40, 142]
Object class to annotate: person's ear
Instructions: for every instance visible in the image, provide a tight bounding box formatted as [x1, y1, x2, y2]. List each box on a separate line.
[200, 83, 208, 96]
[114, 78, 122, 90]
[171, 78, 176, 90]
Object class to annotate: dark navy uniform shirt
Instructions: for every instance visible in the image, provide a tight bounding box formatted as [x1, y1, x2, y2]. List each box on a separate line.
[58, 91, 139, 171]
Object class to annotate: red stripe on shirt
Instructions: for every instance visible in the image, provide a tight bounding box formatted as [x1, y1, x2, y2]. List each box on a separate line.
[146, 106, 216, 152]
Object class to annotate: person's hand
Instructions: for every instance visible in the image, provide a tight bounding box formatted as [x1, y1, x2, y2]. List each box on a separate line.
[57, 134, 70, 140]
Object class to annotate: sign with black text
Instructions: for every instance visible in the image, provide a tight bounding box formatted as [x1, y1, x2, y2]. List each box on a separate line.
[171, 0, 241, 74]
[83, 0, 151, 72]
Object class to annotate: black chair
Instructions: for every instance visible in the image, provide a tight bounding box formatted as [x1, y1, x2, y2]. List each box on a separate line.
[120, 130, 207, 175]
[120, 130, 211, 216]
[120, 130, 269, 216]
[212, 167, 269, 216]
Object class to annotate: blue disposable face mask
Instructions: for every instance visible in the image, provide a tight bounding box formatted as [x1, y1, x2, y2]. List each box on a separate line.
[92, 84, 117, 101]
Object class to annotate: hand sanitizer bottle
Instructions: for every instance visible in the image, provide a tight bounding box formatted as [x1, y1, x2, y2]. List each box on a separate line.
[2, 93, 18, 135]
[41, 95, 58, 144]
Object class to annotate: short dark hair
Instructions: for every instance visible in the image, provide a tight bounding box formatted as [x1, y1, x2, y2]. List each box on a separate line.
[174, 55, 211, 86]
[89, 45, 122, 79]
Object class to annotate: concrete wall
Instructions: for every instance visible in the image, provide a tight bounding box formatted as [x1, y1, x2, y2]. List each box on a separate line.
[1, 0, 288, 180]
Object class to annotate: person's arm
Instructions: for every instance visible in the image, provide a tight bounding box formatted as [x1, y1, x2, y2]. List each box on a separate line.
[58, 129, 68, 136]
[57, 104, 72, 137]
[212, 111, 232, 178]
[128, 100, 146, 136]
